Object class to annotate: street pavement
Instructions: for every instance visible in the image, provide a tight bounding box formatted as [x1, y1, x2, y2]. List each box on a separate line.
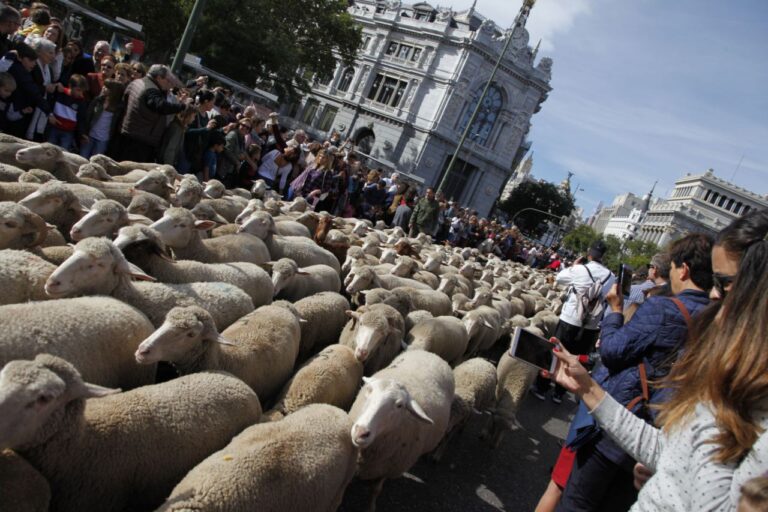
[339, 380, 576, 512]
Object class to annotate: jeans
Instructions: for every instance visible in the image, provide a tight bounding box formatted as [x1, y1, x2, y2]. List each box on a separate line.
[80, 137, 109, 158]
[48, 127, 76, 151]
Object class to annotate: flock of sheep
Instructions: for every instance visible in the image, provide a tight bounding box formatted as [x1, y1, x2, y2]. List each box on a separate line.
[0, 133, 566, 512]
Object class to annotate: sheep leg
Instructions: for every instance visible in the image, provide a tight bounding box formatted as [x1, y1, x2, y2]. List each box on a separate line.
[365, 477, 386, 512]
[429, 427, 456, 462]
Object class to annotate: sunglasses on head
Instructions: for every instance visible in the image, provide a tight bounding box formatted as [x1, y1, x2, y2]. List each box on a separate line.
[712, 273, 735, 298]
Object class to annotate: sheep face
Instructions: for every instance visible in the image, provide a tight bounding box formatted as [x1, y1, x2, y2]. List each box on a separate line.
[390, 257, 416, 277]
[15, 143, 62, 167]
[150, 210, 213, 249]
[237, 213, 275, 239]
[286, 197, 307, 212]
[0, 355, 117, 450]
[437, 275, 456, 295]
[77, 163, 112, 181]
[351, 221, 368, 237]
[190, 203, 227, 225]
[379, 248, 397, 265]
[271, 259, 300, 296]
[127, 195, 167, 221]
[203, 180, 225, 199]
[250, 179, 267, 198]
[423, 254, 441, 273]
[70, 200, 129, 241]
[135, 307, 228, 365]
[345, 268, 374, 295]
[0, 202, 47, 249]
[351, 377, 433, 448]
[134, 171, 172, 198]
[19, 186, 82, 220]
[469, 290, 493, 309]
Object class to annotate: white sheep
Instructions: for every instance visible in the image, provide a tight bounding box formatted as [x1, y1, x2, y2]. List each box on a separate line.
[390, 255, 440, 289]
[404, 309, 433, 333]
[293, 291, 351, 361]
[14, 142, 88, 176]
[345, 265, 432, 294]
[462, 306, 503, 357]
[190, 201, 229, 225]
[18, 168, 56, 183]
[135, 304, 301, 403]
[114, 225, 273, 308]
[340, 303, 404, 376]
[0, 354, 261, 512]
[150, 207, 270, 264]
[156, 404, 357, 512]
[405, 316, 470, 366]
[18, 182, 85, 241]
[45, 237, 254, 329]
[264, 344, 364, 421]
[268, 257, 341, 301]
[0, 448, 51, 512]
[431, 357, 497, 461]
[76, 162, 148, 182]
[349, 350, 454, 510]
[238, 211, 341, 273]
[0, 249, 57, 305]
[0, 296, 155, 389]
[0, 201, 50, 249]
[126, 192, 169, 221]
[0, 162, 25, 181]
[391, 286, 452, 316]
[69, 199, 149, 240]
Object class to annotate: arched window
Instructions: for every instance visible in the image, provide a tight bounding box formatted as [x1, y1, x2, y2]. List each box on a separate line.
[337, 67, 355, 92]
[457, 84, 503, 146]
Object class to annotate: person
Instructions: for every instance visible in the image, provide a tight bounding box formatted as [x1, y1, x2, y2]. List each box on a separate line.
[301, 149, 335, 209]
[201, 131, 226, 181]
[258, 145, 295, 191]
[547, 232, 768, 510]
[409, 187, 440, 237]
[392, 196, 413, 230]
[533, 240, 612, 404]
[79, 79, 124, 158]
[113, 62, 132, 86]
[0, 5, 22, 56]
[2, 41, 50, 138]
[86, 55, 116, 99]
[46, 73, 87, 150]
[555, 234, 713, 512]
[41, 23, 65, 83]
[739, 476, 768, 512]
[130, 62, 146, 80]
[626, 252, 670, 309]
[158, 104, 199, 167]
[118, 64, 185, 162]
[17, 6, 49, 38]
[0, 71, 17, 131]
[219, 118, 253, 188]
[24, 36, 57, 141]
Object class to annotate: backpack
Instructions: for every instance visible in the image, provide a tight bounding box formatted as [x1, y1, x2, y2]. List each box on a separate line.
[571, 265, 611, 328]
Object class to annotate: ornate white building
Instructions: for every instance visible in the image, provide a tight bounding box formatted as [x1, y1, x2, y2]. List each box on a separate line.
[635, 169, 768, 246]
[499, 152, 534, 202]
[282, 0, 552, 217]
[591, 192, 646, 235]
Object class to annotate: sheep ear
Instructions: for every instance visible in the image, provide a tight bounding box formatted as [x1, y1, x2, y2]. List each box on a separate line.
[194, 220, 216, 231]
[297, 270, 311, 275]
[213, 214, 228, 225]
[202, 191, 214, 199]
[401, 339, 409, 350]
[127, 214, 149, 224]
[80, 204, 90, 214]
[215, 335, 237, 346]
[455, 309, 468, 318]
[76, 381, 121, 399]
[405, 397, 434, 425]
[482, 319, 494, 329]
[116, 259, 156, 281]
[165, 183, 175, 191]
[345, 310, 361, 320]
[362, 376, 374, 385]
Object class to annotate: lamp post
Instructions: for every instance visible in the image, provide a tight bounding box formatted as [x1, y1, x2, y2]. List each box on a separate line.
[170, 0, 207, 76]
[436, 0, 536, 194]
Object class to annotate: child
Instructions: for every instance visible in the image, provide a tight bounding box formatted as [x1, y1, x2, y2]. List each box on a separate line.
[739, 475, 768, 512]
[201, 131, 226, 182]
[47, 74, 87, 151]
[0, 72, 17, 132]
[79, 79, 125, 158]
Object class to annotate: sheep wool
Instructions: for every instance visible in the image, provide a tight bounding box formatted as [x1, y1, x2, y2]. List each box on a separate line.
[0, 249, 56, 305]
[293, 291, 350, 362]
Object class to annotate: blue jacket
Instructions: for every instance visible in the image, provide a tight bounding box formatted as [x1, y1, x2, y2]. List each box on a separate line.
[591, 289, 710, 464]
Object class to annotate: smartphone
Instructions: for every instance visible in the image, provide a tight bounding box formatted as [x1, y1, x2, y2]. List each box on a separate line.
[617, 263, 632, 296]
[509, 327, 557, 373]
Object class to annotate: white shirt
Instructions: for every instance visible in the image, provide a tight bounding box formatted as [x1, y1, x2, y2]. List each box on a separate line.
[593, 394, 768, 511]
[556, 261, 614, 329]
[257, 149, 291, 183]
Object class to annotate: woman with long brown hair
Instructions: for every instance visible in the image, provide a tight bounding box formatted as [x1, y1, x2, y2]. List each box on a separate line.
[548, 208, 768, 510]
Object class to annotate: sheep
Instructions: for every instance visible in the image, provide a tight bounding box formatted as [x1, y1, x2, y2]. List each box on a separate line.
[45, 237, 254, 329]
[114, 225, 273, 308]
[0, 296, 155, 389]
[361, 287, 415, 319]
[293, 292, 350, 362]
[431, 357, 497, 461]
[17, 182, 85, 241]
[18, 168, 56, 183]
[150, 207, 270, 264]
[0, 354, 261, 512]
[250, 178, 268, 198]
[76, 162, 148, 183]
[482, 345, 539, 448]
[452, 292, 471, 313]
[405, 309, 433, 333]
[530, 311, 560, 338]
[405, 316, 470, 366]
[390, 286, 452, 316]
[346, 265, 432, 294]
[0, 448, 51, 512]
[342, 245, 380, 277]
[264, 345, 364, 421]
[0, 250, 57, 305]
[340, 303, 404, 376]
[349, 350, 454, 511]
[133, 169, 175, 202]
[391, 255, 440, 289]
[462, 306, 503, 357]
[239, 211, 341, 273]
[437, 273, 472, 297]
[268, 257, 341, 301]
[127, 191, 169, 221]
[89, 153, 164, 175]
[203, 178, 227, 198]
[136, 304, 301, 403]
[175, 177, 247, 221]
[68, 199, 149, 240]
[0, 180, 40, 203]
[190, 201, 229, 225]
[14, 142, 88, 175]
[0, 162, 25, 181]
[156, 404, 356, 512]
[0, 201, 49, 249]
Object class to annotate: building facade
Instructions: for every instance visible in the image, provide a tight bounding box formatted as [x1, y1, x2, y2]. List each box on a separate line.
[499, 152, 534, 203]
[283, 0, 552, 217]
[635, 169, 768, 246]
[591, 192, 645, 235]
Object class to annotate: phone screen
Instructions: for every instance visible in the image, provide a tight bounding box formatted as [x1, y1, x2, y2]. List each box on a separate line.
[510, 327, 555, 371]
[619, 263, 633, 296]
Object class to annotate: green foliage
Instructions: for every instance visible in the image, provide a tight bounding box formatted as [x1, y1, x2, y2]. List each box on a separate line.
[499, 180, 575, 237]
[561, 227, 659, 272]
[83, 0, 362, 100]
[561, 225, 600, 255]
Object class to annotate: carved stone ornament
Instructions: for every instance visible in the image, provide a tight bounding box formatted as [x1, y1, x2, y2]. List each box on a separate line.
[480, 18, 496, 34]
[386, 0, 401, 9]
[436, 8, 453, 22]
[537, 57, 553, 79]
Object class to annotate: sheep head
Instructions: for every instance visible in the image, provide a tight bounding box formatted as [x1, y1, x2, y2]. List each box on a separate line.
[15, 143, 63, 170]
[190, 202, 228, 225]
[135, 170, 174, 199]
[202, 179, 226, 199]
[150, 208, 214, 249]
[345, 266, 377, 295]
[135, 306, 232, 366]
[0, 354, 118, 450]
[127, 193, 168, 221]
[18, 182, 84, 222]
[77, 162, 112, 181]
[237, 211, 276, 239]
[271, 258, 307, 296]
[351, 376, 433, 448]
[70, 199, 147, 241]
[0, 201, 48, 249]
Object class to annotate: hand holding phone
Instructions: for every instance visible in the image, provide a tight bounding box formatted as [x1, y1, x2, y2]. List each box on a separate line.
[508, 327, 557, 373]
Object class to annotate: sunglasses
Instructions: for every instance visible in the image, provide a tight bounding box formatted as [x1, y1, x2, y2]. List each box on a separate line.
[712, 273, 735, 298]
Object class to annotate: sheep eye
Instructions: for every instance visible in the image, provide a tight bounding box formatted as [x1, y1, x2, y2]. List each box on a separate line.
[187, 331, 195, 338]
[5, 221, 17, 228]
[396, 403, 403, 409]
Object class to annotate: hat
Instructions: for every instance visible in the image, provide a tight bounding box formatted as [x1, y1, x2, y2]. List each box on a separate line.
[588, 240, 607, 260]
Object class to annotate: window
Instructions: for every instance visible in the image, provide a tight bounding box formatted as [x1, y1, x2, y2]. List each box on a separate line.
[411, 48, 422, 62]
[437, 156, 476, 202]
[710, 192, 719, 205]
[386, 42, 398, 55]
[367, 73, 409, 107]
[362, 36, 371, 51]
[397, 44, 413, 60]
[315, 72, 332, 86]
[734, 202, 743, 215]
[316, 106, 338, 132]
[384, 41, 423, 62]
[703, 190, 712, 202]
[743, 205, 751, 215]
[457, 84, 504, 146]
[718, 195, 727, 208]
[300, 99, 320, 125]
[337, 67, 355, 92]
[726, 198, 735, 211]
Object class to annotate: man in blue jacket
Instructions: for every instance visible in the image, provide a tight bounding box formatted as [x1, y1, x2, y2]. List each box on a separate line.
[557, 233, 713, 512]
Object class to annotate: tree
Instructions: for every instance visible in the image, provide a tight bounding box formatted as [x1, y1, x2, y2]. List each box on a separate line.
[499, 180, 575, 237]
[83, 0, 361, 100]
[561, 225, 600, 256]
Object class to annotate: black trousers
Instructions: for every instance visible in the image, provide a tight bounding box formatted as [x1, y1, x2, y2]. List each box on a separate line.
[535, 320, 599, 397]
[556, 440, 638, 512]
[117, 135, 158, 163]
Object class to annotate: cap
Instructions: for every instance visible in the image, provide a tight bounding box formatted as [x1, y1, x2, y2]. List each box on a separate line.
[588, 240, 607, 260]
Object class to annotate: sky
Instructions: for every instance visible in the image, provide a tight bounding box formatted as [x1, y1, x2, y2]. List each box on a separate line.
[449, 0, 768, 215]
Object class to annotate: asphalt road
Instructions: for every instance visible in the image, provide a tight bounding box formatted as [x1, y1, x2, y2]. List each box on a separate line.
[339, 383, 576, 512]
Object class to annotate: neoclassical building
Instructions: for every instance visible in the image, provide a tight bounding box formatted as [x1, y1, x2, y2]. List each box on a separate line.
[635, 169, 767, 246]
[282, 0, 552, 217]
